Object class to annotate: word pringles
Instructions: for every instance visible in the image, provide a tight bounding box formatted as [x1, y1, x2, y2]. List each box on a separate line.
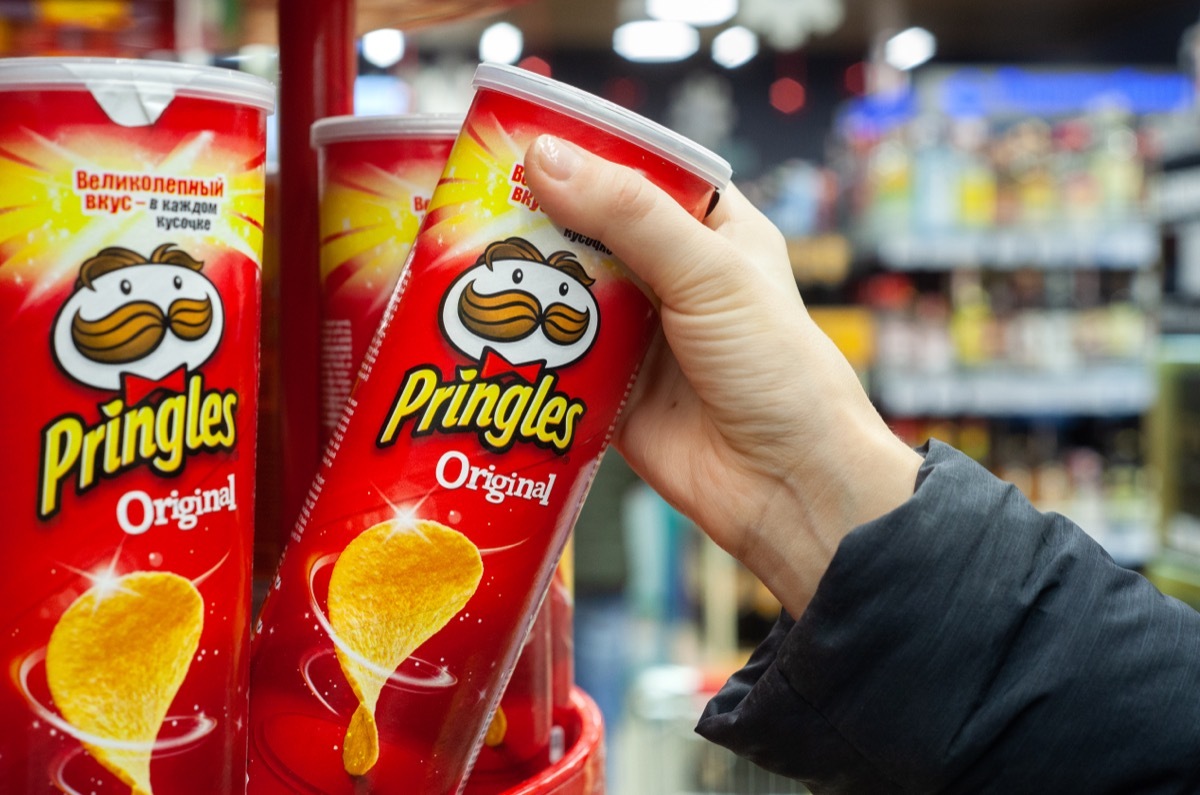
[0, 58, 273, 795]
[46, 572, 204, 795]
[40, 244, 238, 520]
[328, 520, 483, 775]
[378, 237, 594, 454]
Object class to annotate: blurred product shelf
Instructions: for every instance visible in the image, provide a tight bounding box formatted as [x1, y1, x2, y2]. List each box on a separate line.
[1146, 337, 1200, 606]
[819, 65, 1174, 574]
[616, 666, 808, 795]
[874, 364, 1155, 418]
[869, 222, 1158, 271]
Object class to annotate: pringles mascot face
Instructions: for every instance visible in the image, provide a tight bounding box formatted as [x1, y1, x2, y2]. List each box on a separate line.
[51, 243, 224, 401]
[439, 237, 599, 379]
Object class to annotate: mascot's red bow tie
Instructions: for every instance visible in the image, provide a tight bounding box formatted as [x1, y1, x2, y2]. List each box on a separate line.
[479, 349, 543, 383]
[121, 365, 188, 405]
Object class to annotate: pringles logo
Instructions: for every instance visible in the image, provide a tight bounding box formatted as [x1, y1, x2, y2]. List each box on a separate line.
[37, 243, 238, 519]
[378, 237, 598, 454]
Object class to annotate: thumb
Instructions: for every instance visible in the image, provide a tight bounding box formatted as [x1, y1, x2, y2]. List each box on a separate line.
[523, 134, 740, 313]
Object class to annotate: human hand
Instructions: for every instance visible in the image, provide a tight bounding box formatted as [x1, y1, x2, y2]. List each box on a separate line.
[524, 135, 922, 616]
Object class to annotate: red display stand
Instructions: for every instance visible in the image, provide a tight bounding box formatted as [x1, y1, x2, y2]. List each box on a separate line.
[466, 688, 605, 795]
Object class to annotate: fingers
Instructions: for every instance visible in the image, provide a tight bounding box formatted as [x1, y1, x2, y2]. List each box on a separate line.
[524, 135, 766, 314]
[703, 182, 762, 233]
[703, 184, 796, 284]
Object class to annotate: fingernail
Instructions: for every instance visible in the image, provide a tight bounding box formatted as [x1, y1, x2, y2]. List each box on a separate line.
[535, 135, 582, 180]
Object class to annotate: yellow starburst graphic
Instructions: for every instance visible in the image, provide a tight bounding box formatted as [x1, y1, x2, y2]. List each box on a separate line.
[0, 123, 265, 305]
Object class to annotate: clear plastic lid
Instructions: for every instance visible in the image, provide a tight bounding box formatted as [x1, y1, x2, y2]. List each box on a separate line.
[311, 114, 464, 147]
[0, 57, 275, 120]
[472, 62, 732, 189]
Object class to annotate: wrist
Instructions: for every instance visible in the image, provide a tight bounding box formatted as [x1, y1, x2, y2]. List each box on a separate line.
[740, 413, 923, 618]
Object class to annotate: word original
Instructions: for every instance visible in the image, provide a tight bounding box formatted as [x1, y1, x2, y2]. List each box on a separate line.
[436, 449, 556, 506]
[116, 473, 239, 534]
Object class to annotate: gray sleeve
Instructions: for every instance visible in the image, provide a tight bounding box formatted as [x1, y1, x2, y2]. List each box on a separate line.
[695, 440, 1200, 794]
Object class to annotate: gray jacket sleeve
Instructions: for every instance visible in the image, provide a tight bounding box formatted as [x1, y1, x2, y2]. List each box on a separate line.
[695, 440, 1200, 794]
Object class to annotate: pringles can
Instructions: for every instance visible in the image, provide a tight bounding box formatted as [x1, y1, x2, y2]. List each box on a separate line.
[0, 58, 274, 794]
[248, 62, 730, 794]
[314, 111, 562, 782]
[312, 114, 461, 444]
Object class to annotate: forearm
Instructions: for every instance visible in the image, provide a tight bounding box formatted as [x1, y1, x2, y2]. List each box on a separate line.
[699, 441, 1200, 793]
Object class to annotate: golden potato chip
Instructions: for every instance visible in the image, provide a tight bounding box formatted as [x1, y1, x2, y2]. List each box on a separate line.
[46, 571, 204, 795]
[328, 519, 483, 776]
[484, 705, 507, 747]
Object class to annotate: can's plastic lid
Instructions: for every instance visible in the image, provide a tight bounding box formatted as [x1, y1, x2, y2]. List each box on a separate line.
[311, 114, 464, 147]
[472, 62, 732, 189]
[0, 58, 275, 125]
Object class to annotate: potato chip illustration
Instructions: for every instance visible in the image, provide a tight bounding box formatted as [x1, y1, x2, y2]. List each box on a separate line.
[45, 571, 204, 795]
[484, 705, 507, 747]
[328, 519, 483, 776]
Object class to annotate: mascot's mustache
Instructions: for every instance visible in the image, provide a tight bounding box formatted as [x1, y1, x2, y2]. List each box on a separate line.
[458, 281, 590, 346]
[71, 296, 213, 364]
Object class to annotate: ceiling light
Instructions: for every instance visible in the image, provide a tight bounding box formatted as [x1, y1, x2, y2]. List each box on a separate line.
[361, 28, 405, 69]
[480, 22, 523, 65]
[739, 0, 847, 50]
[712, 26, 758, 69]
[647, 0, 737, 27]
[884, 26, 936, 71]
[614, 20, 699, 63]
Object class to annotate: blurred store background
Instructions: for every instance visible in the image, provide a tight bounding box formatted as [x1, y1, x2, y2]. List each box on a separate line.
[8, 0, 1200, 791]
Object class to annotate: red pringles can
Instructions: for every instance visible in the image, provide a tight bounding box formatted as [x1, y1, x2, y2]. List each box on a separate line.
[0, 58, 274, 794]
[313, 114, 461, 445]
[248, 62, 730, 794]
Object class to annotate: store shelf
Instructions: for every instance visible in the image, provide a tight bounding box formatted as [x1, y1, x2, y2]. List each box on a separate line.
[1084, 519, 1159, 569]
[868, 222, 1159, 271]
[874, 364, 1155, 417]
[787, 234, 852, 284]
